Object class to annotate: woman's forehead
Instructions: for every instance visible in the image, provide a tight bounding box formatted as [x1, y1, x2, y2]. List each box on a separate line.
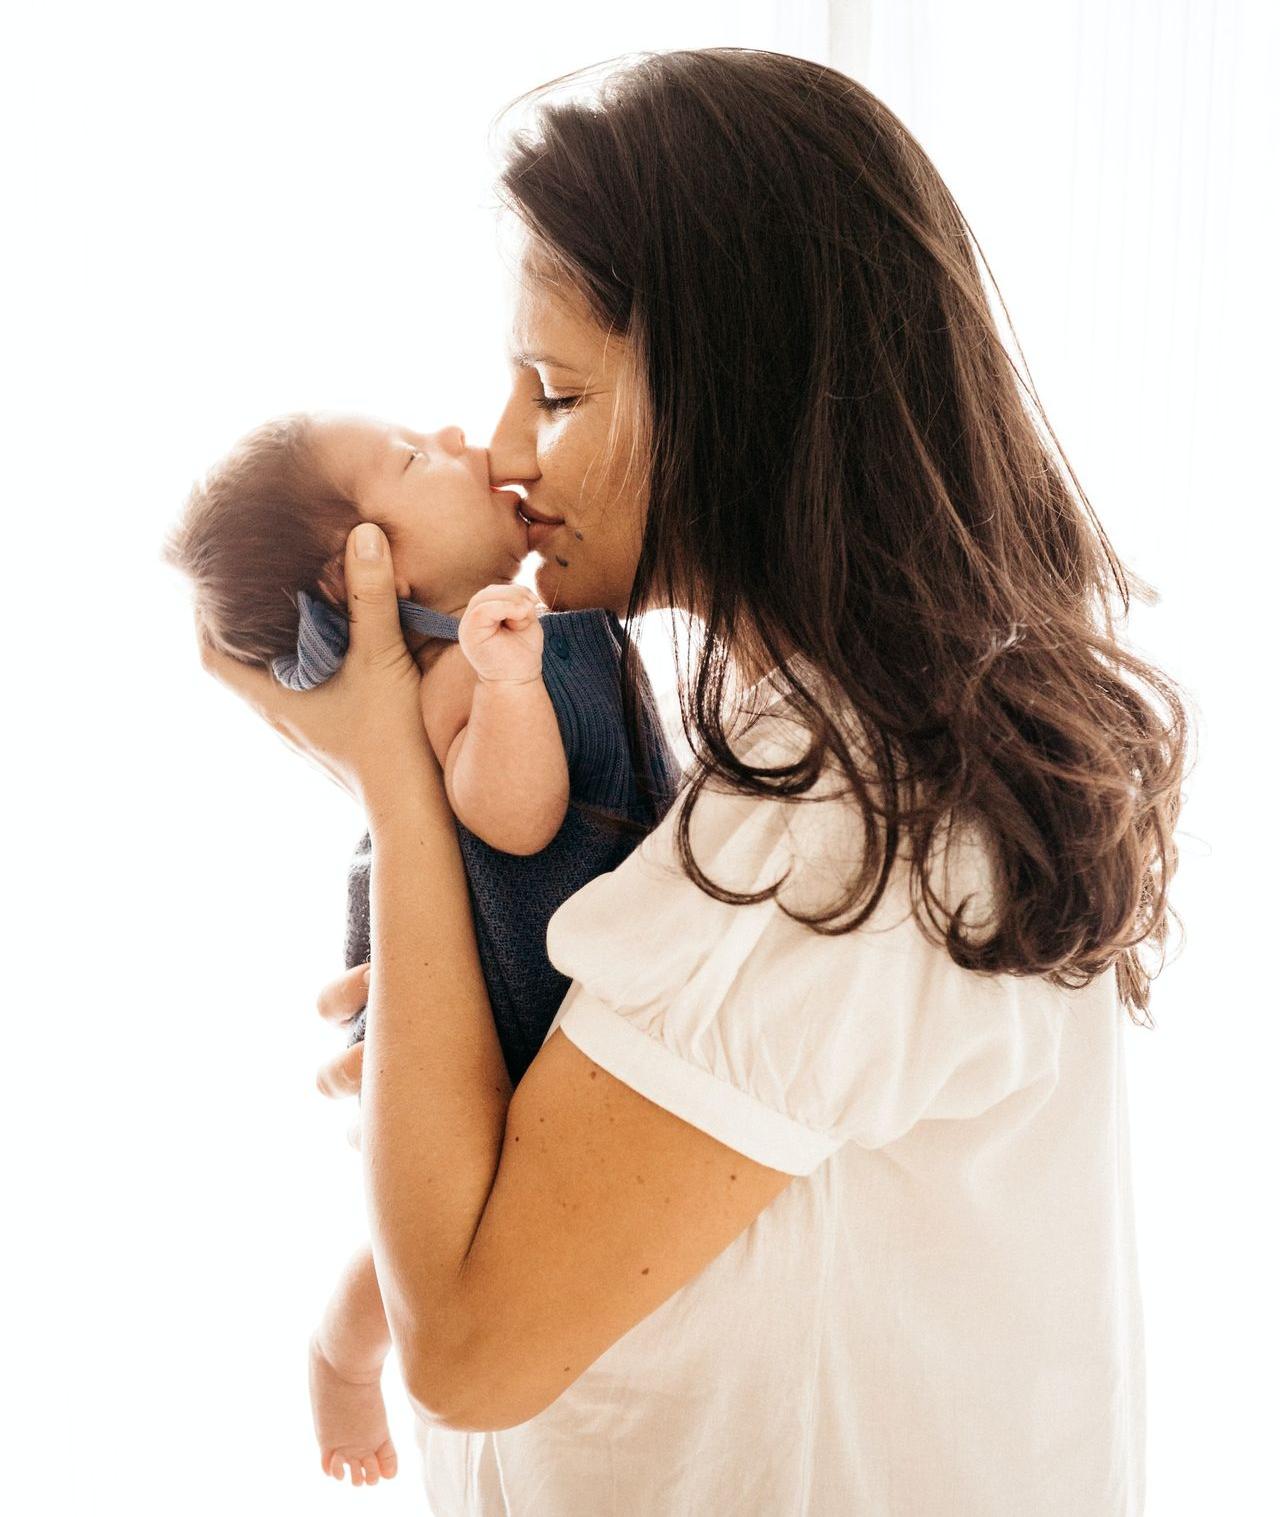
[510, 264, 606, 357]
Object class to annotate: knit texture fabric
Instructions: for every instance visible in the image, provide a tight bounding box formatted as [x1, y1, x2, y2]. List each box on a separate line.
[275, 590, 683, 1085]
[272, 589, 467, 689]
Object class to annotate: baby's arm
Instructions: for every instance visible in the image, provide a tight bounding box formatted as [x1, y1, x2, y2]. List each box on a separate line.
[419, 607, 570, 856]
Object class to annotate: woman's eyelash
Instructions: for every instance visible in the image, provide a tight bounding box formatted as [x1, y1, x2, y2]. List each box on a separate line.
[533, 394, 581, 413]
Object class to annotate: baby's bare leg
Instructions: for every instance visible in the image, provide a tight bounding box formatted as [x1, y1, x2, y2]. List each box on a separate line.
[309, 1242, 398, 1486]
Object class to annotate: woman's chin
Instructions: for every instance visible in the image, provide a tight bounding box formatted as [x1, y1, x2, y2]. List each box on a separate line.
[529, 554, 563, 597]
[530, 557, 600, 615]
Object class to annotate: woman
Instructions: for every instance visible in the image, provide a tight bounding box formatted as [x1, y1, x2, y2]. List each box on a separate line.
[200, 49, 1186, 1515]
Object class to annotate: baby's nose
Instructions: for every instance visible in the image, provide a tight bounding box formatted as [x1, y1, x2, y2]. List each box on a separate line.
[436, 425, 467, 456]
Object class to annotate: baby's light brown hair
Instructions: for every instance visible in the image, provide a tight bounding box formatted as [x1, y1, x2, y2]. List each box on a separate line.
[162, 413, 362, 666]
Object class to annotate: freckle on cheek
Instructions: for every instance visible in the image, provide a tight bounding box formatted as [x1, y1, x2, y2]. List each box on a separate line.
[554, 555, 569, 567]
[573, 530, 584, 540]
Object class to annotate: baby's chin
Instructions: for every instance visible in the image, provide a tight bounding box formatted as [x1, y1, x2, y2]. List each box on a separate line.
[404, 566, 526, 614]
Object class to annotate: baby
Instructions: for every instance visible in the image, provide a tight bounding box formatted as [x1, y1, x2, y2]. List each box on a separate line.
[163, 411, 680, 1484]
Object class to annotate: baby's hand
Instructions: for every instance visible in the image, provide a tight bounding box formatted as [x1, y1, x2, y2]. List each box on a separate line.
[457, 583, 546, 686]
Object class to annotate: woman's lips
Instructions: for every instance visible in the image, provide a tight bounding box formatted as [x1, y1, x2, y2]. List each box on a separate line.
[513, 498, 565, 555]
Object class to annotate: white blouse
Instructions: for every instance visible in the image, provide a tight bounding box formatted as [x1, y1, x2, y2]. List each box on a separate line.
[413, 658, 1145, 1515]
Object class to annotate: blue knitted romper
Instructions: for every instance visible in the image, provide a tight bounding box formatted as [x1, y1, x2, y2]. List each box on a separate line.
[273, 591, 682, 1086]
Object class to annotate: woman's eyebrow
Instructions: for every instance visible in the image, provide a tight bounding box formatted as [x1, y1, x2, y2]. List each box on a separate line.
[510, 349, 580, 371]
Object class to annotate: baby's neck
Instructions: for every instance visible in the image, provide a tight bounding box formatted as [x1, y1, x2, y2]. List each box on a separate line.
[412, 636, 455, 677]
[404, 585, 503, 675]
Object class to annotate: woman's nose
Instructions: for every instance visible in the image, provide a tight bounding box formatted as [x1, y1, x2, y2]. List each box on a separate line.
[487, 403, 538, 487]
[433, 425, 467, 456]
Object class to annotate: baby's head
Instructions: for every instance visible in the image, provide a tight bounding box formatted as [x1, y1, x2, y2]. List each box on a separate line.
[163, 412, 528, 667]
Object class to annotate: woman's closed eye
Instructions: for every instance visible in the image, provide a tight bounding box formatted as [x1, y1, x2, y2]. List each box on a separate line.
[532, 392, 582, 413]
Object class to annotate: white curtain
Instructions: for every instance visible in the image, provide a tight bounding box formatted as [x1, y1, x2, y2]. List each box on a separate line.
[854, 4, 1278, 1507]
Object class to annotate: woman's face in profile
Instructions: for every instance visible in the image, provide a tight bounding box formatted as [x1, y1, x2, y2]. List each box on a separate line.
[488, 259, 650, 618]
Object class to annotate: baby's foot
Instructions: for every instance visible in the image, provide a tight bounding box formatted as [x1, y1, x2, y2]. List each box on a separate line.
[308, 1334, 398, 1487]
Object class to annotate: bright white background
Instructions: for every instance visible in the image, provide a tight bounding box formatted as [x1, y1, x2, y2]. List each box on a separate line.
[3, 2, 1274, 1512]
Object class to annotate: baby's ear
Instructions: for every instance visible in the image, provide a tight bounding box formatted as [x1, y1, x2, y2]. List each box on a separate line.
[316, 554, 346, 609]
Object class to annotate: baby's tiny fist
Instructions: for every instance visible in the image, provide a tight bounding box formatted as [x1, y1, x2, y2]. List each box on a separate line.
[458, 583, 545, 685]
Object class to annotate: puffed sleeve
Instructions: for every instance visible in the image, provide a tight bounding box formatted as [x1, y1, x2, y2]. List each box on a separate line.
[544, 697, 1066, 1174]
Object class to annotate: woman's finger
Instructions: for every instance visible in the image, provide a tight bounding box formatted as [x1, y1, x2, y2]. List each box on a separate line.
[316, 963, 371, 1025]
[343, 524, 407, 665]
[197, 621, 288, 715]
[317, 1041, 363, 1100]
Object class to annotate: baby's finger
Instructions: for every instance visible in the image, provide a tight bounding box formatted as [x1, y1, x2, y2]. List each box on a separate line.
[470, 598, 534, 624]
[469, 582, 539, 605]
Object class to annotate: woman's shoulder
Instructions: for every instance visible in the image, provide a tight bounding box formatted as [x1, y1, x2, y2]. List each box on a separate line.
[548, 647, 1007, 964]
[544, 656, 1070, 1161]
[636, 657, 887, 904]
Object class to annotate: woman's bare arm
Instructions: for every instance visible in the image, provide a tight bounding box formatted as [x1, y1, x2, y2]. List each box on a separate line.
[196, 527, 792, 1435]
[360, 787, 792, 1433]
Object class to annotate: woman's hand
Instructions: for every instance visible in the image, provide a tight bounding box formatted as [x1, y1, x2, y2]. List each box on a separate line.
[316, 961, 369, 1149]
[196, 523, 437, 811]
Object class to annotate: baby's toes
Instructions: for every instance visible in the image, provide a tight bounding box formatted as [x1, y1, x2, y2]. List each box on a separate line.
[329, 1451, 361, 1484]
[376, 1439, 398, 1479]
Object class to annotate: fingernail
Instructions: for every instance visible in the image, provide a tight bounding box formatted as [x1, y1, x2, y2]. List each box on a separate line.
[355, 523, 383, 560]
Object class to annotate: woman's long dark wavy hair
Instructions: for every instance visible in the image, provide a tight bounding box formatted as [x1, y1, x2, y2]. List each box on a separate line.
[496, 48, 1192, 1025]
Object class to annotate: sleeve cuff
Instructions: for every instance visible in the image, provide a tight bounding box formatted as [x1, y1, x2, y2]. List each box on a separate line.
[555, 986, 844, 1176]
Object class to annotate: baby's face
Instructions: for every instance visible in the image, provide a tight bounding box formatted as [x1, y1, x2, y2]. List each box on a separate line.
[310, 414, 529, 612]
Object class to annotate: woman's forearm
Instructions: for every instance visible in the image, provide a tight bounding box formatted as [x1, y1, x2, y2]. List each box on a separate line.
[359, 770, 514, 1413]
